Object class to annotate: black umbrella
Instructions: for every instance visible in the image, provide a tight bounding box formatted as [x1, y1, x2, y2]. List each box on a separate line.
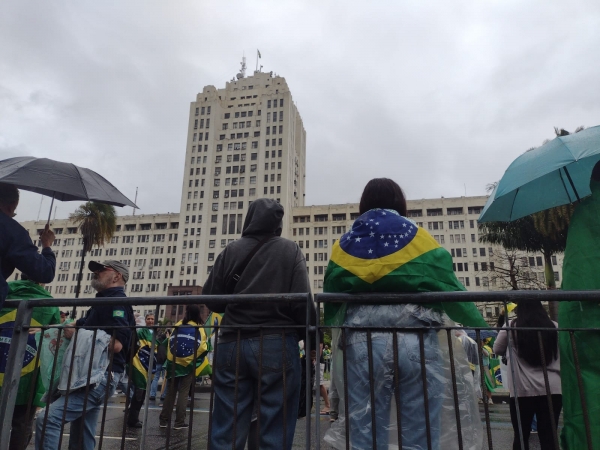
[0, 157, 138, 222]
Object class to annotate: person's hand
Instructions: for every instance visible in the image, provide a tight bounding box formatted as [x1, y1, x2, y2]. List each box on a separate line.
[40, 224, 55, 248]
[62, 323, 76, 339]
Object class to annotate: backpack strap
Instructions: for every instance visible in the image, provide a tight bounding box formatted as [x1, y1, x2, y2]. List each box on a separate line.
[225, 235, 274, 294]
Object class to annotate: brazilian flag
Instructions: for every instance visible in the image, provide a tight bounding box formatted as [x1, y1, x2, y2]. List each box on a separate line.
[204, 312, 222, 352]
[164, 320, 210, 378]
[324, 209, 487, 328]
[0, 280, 59, 407]
[131, 328, 155, 390]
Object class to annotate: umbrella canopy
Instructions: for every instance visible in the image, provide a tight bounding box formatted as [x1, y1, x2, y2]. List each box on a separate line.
[0, 157, 137, 208]
[479, 125, 600, 222]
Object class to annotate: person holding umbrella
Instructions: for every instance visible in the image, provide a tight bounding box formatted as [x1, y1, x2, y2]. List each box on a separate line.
[0, 183, 56, 309]
[559, 162, 600, 450]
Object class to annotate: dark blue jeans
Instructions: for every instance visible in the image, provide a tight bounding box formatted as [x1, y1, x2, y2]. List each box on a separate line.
[209, 334, 301, 450]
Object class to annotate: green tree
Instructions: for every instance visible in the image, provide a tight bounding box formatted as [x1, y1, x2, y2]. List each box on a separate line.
[479, 206, 571, 319]
[70, 201, 117, 299]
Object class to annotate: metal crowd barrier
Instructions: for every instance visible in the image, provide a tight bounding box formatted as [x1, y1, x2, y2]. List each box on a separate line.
[0, 290, 598, 450]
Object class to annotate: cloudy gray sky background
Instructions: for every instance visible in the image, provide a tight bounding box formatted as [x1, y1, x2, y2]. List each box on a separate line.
[2, 0, 600, 221]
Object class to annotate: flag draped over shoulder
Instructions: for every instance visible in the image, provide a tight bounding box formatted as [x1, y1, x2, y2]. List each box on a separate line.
[165, 320, 210, 378]
[0, 280, 59, 406]
[132, 327, 155, 390]
[324, 209, 487, 327]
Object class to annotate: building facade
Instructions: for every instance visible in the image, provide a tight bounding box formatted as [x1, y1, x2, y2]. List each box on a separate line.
[13, 70, 563, 325]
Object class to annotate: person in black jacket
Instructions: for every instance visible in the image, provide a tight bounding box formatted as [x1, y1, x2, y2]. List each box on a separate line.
[0, 183, 56, 309]
[203, 198, 316, 450]
[35, 260, 135, 450]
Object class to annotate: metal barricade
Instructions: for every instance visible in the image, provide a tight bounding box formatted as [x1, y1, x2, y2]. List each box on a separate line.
[0, 290, 598, 449]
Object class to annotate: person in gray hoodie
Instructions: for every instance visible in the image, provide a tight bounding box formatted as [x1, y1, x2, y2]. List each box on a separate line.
[203, 198, 315, 450]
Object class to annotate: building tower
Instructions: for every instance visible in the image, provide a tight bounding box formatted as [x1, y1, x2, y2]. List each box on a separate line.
[175, 66, 307, 287]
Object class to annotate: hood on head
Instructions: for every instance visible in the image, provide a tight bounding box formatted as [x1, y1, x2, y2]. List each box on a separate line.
[242, 198, 284, 237]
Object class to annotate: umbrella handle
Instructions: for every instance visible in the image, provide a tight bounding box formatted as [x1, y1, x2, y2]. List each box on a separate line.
[46, 194, 55, 226]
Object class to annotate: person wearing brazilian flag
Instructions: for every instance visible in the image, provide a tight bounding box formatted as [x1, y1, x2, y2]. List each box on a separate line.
[127, 313, 156, 428]
[323, 178, 488, 450]
[159, 304, 209, 429]
[0, 273, 60, 450]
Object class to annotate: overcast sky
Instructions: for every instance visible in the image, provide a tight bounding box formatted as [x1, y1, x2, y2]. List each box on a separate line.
[2, 0, 600, 221]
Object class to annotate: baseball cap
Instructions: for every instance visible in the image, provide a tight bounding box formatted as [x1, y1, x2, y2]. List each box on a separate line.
[88, 260, 129, 283]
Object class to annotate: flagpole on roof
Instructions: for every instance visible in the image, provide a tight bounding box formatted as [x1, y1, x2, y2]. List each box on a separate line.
[256, 49, 261, 71]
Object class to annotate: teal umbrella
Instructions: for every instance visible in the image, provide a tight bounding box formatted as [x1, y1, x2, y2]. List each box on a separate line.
[479, 125, 600, 222]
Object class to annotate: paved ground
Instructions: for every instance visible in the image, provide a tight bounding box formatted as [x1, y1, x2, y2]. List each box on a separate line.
[27, 390, 555, 449]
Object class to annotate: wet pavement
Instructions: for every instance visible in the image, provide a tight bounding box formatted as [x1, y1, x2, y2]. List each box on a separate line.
[26, 391, 550, 449]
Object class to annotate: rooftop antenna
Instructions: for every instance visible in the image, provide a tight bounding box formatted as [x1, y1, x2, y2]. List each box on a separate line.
[237, 55, 246, 79]
[133, 187, 138, 215]
[255, 49, 262, 71]
[36, 196, 44, 221]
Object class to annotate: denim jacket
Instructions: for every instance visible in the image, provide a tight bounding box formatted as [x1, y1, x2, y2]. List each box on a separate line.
[58, 328, 111, 394]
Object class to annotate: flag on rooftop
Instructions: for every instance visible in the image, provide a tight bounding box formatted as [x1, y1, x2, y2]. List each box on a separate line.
[257, 49, 261, 58]
[324, 208, 487, 327]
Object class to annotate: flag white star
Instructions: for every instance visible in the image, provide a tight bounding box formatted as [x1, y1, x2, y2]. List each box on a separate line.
[368, 249, 373, 254]
[370, 219, 374, 222]
[380, 235, 385, 239]
[382, 212, 386, 215]
[375, 222, 379, 225]
[384, 242, 389, 247]
[369, 232, 375, 237]
[395, 240, 399, 244]
[355, 237, 361, 242]
[402, 223, 407, 227]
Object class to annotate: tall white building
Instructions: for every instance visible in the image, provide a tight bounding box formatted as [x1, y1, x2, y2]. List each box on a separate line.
[13, 68, 563, 324]
[175, 69, 306, 287]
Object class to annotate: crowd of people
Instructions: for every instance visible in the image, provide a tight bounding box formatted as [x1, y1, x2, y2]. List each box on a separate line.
[0, 171, 599, 450]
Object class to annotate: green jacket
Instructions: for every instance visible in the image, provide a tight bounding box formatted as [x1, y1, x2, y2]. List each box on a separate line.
[0, 280, 59, 407]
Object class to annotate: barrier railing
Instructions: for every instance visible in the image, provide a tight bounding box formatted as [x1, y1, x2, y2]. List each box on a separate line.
[0, 290, 597, 450]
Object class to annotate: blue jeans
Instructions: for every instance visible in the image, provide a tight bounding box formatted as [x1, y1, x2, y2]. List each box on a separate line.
[150, 362, 164, 398]
[35, 371, 124, 450]
[345, 330, 443, 450]
[209, 334, 301, 450]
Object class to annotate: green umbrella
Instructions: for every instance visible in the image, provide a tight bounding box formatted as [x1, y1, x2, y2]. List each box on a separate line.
[479, 125, 600, 222]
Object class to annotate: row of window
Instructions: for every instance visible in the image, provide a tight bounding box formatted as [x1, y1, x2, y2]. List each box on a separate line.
[407, 206, 484, 217]
[292, 213, 357, 223]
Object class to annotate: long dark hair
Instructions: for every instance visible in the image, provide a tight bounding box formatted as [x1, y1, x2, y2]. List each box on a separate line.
[359, 178, 407, 216]
[183, 304, 202, 325]
[512, 300, 558, 367]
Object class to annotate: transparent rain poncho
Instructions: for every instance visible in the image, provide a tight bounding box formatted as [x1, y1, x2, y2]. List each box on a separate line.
[324, 304, 483, 450]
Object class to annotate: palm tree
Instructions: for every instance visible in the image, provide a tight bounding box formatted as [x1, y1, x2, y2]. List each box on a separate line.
[70, 201, 117, 299]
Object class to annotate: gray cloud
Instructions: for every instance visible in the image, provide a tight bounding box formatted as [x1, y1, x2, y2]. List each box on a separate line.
[2, 0, 600, 221]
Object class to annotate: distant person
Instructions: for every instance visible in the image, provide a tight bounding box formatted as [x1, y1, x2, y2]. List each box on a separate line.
[0, 273, 59, 450]
[127, 313, 156, 428]
[59, 311, 68, 323]
[494, 299, 561, 450]
[203, 198, 316, 450]
[150, 328, 170, 402]
[323, 178, 487, 449]
[159, 305, 208, 430]
[35, 260, 135, 450]
[559, 162, 600, 449]
[0, 183, 56, 309]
